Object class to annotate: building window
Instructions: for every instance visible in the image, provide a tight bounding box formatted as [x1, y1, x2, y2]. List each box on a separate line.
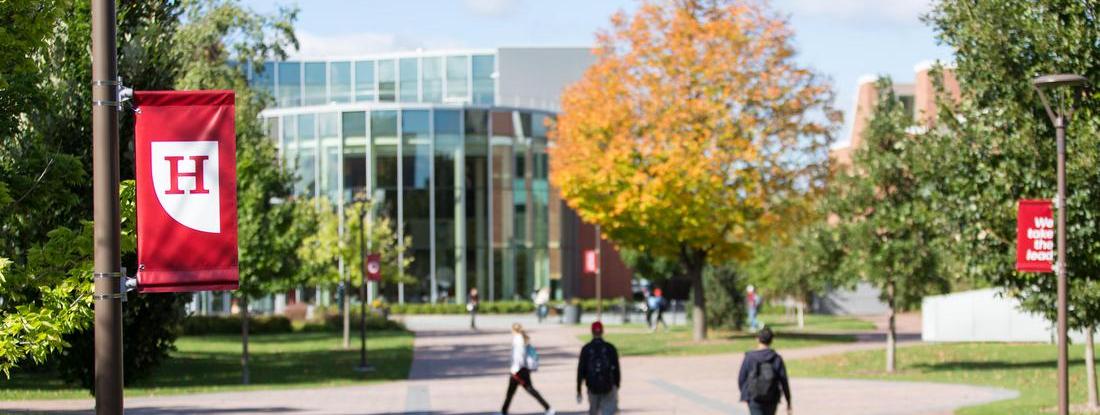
[277, 62, 301, 107]
[379, 60, 396, 102]
[296, 114, 317, 196]
[472, 55, 495, 105]
[422, 57, 443, 103]
[342, 111, 368, 203]
[254, 62, 276, 104]
[303, 62, 326, 106]
[355, 60, 375, 102]
[446, 56, 468, 102]
[399, 58, 419, 103]
[329, 61, 352, 103]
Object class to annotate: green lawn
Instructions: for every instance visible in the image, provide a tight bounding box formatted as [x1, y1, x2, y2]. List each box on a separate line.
[787, 342, 1098, 415]
[1, 330, 414, 400]
[585, 313, 871, 357]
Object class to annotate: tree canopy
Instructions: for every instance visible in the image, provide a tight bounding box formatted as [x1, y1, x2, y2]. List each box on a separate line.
[551, 0, 837, 339]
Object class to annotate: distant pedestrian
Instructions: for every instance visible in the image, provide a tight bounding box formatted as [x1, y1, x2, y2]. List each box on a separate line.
[746, 285, 762, 331]
[468, 287, 479, 330]
[737, 327, 792, 415]
[577, 321, 621, 415]
[501, 323, 555, 415]
[649, 288, 668, 332]
[535, 286, 551, 323]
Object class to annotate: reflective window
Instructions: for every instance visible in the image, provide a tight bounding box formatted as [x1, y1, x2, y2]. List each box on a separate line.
[399, 58, 419, 103]
[464, 109, 490, 299]
[435, 110, 463, 302]
[342, 112, 367, 202]
[303, 62, 326, 106]
[254, 62, 276, 103]
[355, 60, 375, 102]
[329, 62, 352, 103]
[277, 62, 301, 107]
[378, 60, 396, 102]
[319, 113, 340, 204]
[472, 55, 495, 105]
[422, 57, 443, 103]
[296, 114, 317, 196]
[403, 110, 432, 300]
[371, 111, 399, 224]
[446, 56, 468, 101]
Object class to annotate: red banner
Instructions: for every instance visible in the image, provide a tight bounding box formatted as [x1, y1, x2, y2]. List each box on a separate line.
[365, 253, 382, 282]
[1016, 199, 1054, 273]
[134, 91, 238, 292]
[584, 250, 599, 274]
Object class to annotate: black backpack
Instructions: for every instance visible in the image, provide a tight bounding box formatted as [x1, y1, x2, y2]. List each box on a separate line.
[746, 358, 781, 403]
[584, 342, 615, 394]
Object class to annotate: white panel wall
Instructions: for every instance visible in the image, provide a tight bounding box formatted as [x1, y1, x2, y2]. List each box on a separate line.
[922, 288, 1084, 343]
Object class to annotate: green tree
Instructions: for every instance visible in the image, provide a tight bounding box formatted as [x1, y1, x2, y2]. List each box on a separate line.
[746, 221, 845, 329]
[927, 0, 1100, 405]
[170, 0, 300, 385]
[830, 78, 951, 373]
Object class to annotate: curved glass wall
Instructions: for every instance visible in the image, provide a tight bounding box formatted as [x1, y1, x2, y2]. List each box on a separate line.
[264, 106, 554, 303]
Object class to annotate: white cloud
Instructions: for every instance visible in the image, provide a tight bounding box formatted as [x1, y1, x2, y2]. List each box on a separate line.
[777, 0, 932, 25]
[463, 0, 520, 17]
[289, 31, 466, 59]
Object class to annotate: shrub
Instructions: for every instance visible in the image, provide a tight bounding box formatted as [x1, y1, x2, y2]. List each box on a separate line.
[180, 315, 293, 335]
[703, 264, 746, 331]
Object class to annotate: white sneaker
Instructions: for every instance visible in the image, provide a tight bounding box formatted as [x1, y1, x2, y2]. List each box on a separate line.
[545, 409, 556, 415]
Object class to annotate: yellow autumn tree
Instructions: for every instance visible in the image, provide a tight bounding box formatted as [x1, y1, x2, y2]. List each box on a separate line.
[551, 0, 838, 340]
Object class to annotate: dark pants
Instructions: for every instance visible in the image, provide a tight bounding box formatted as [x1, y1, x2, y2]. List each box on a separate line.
[748, 401, 779, 415]
[501, 368, 550, 414]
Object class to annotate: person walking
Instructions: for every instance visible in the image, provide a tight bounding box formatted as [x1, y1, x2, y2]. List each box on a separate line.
[468, 287, 479, 330]
[746, 285, 762, 331]
[650, 288, 668, 332]
[501, 323, 555, 415]
[534, 286, 551, 323]
[577, 321, 621, 415]
[737, 327, 792, 415]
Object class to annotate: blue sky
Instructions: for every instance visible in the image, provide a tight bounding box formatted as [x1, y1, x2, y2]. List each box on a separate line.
[240, 0, 954, 146]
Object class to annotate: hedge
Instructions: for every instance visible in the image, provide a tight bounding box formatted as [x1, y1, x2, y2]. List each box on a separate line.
[181, 313, 403, 335]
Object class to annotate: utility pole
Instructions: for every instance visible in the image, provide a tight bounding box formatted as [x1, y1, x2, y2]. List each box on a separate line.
[91, 0, 123, 413]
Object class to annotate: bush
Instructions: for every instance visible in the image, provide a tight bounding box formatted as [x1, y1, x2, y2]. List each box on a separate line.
[57, 293, 191, 391]
[321, 311, 405, 331]
[181, 315, 293, 335]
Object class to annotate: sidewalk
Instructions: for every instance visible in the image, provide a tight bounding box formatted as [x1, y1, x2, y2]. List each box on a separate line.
[1, 314, 1017, 415]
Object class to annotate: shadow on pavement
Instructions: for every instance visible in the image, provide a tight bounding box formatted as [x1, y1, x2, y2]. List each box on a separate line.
[1, 407, 301, 415]
[409, 329, 578, 381]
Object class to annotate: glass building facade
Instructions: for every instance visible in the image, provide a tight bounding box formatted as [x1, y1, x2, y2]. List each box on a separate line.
[252, 49, 568, 303]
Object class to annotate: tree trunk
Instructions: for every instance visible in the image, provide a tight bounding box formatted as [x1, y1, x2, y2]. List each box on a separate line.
[886, 280, 896, 374]
[1088, 324, 1098, 410]
[241, 295, 250, 385]
[684, 258, 707, 341]
[797, 300, 805, 330]
[342, 285, 351, 349]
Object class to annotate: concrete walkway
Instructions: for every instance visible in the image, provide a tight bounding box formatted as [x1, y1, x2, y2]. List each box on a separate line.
[1, 314, 1017, 414]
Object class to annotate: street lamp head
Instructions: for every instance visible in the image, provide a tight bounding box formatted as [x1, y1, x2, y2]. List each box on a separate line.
[1032, 74, 1088, 90]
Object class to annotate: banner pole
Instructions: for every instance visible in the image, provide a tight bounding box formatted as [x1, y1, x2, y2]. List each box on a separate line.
[91, 0, 123, 413]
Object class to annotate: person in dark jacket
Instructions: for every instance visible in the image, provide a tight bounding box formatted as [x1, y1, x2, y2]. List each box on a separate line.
[737, 327, 791, 415]
[577, 321, 620, 415]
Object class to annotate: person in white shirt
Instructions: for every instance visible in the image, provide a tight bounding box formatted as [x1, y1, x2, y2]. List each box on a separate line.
[500, 323, 555, 415]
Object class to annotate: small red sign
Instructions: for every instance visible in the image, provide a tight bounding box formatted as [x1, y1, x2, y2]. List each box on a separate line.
[365, 253, 382, 282]
[135, 90, 239, 292]
[1016, 199, 1054, 273]
[584, 250, 599, 274]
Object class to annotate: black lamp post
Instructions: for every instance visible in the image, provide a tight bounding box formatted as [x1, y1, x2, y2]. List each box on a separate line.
[354, 195, 375, 373]
[1032, 73, 1088, 415]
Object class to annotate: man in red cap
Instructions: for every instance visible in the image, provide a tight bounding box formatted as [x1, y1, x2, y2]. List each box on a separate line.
[577, 321, 621, 414]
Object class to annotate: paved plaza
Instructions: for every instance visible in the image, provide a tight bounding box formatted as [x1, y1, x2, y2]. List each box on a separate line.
[1, 314, 1017, 414]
